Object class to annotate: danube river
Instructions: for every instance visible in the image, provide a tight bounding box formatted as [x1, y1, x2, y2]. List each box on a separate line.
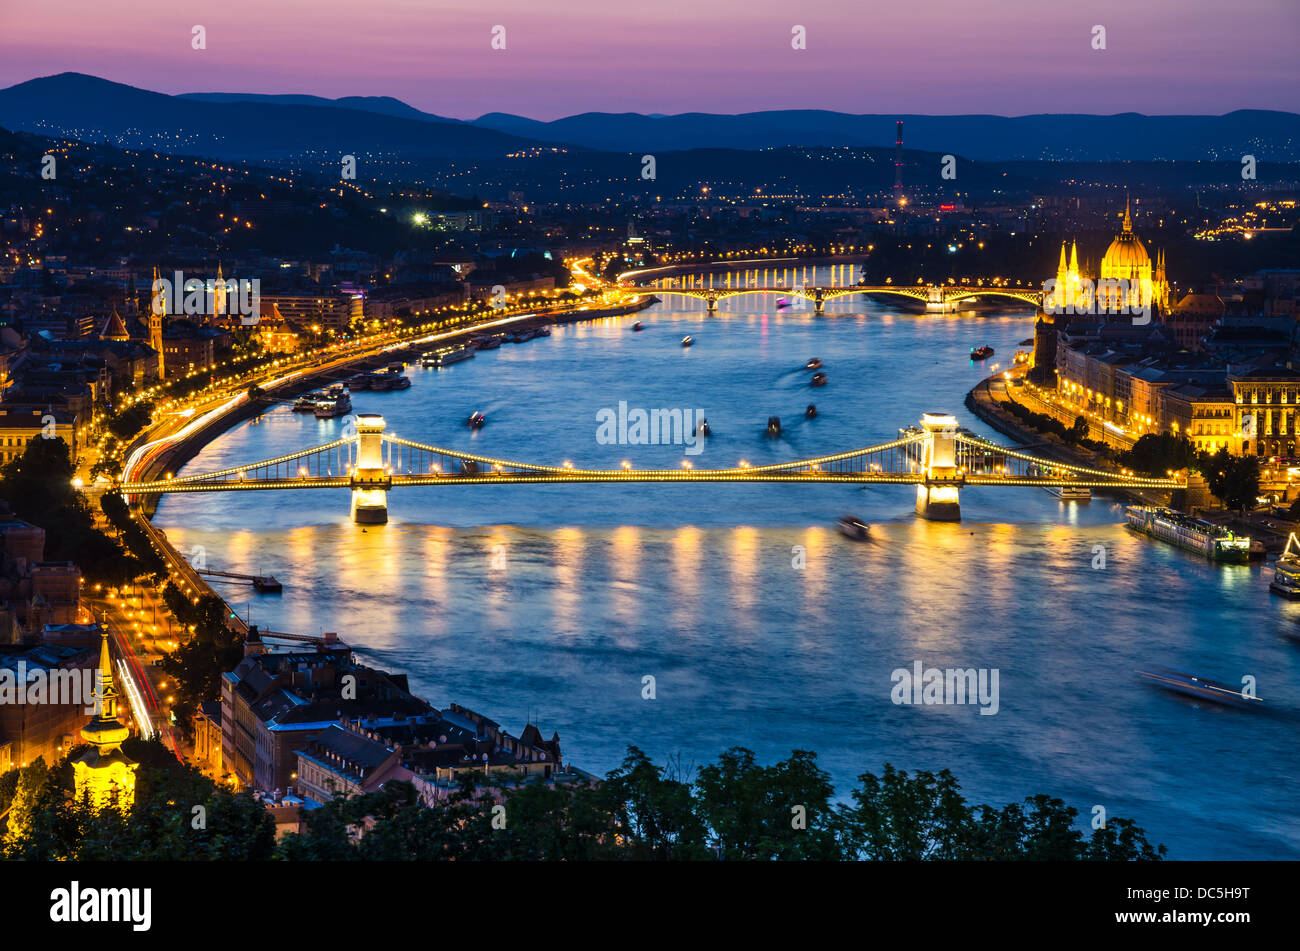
[155, 269, 1300, 859]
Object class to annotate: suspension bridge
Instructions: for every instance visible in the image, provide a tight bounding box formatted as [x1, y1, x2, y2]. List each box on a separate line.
[118, 413, 1182, 524]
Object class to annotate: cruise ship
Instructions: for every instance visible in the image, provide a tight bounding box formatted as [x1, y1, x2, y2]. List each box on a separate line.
[311, 384, 352, 418]
[1269, 532, 1300, 597]
[421, 345, 475, 368]
[1124, 506, 1250, 564]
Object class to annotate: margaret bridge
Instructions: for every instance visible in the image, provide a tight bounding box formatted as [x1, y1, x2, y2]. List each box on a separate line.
[119, 413, 1181, 524]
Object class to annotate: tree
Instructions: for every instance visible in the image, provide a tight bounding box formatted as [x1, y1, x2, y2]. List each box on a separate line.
[603, 746, 708, 860]
[694, 747, 839, 860]
[1204, 448, 1260, 512]
[2, 759, 57, 859]
[837, 765, 972, 860]
[1067, 415, 1089, 445]
[1118, 433, 1198, 477]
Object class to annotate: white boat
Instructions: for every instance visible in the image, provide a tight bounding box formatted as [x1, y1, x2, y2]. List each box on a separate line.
[1047, 485, 1092, 501]
[1270, 533, 1300, 597]
[422, 345, 475, 368]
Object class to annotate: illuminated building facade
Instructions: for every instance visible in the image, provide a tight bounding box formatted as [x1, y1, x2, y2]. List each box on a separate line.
[1052, 200, 1170, 314]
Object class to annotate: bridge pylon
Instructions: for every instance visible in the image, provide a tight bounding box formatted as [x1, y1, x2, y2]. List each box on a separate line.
[705, 291, 719, 313]
[350, 414, 391, 524]
[925, 285, 955, 313]
[813, 289, 826, 315]
[915, 412, 963, 521]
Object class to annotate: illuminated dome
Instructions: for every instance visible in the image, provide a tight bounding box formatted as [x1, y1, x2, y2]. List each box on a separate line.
[1101, 202, 1151, 275]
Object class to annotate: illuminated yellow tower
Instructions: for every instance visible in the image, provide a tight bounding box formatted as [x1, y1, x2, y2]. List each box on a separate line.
[150, 266, 166, 378]
[1052, 240, 1083, 311]
[71, 634, 137, 812]
[212, 261, 227, 317]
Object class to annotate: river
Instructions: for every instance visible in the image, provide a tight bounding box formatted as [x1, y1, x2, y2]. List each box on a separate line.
[154, 267, 1300, 859]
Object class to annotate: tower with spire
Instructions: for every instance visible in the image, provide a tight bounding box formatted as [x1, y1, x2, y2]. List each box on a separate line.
[149, 266, 165, 378]
[71, 634, 138, 812]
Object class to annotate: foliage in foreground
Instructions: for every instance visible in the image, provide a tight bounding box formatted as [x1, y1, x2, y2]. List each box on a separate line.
[1, 743, 1164, 861]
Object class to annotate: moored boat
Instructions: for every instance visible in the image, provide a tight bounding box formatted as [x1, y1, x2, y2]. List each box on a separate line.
[970, 346, 995, 360]
[293, 391, 326, 412]
[810, 371, 827, 387]
[1125, 506, 1250, 563]
[805, 403, 817, 419]
[632, 321, 644, 332]
[805, 357, 822, 370]
[1270, 532, 1300, 597]
[422, 345, 475, 368]
[682, 336, 694, 347]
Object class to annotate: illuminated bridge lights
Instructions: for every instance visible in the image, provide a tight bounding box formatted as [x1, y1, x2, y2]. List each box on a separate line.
[116, 418, 1184, 522]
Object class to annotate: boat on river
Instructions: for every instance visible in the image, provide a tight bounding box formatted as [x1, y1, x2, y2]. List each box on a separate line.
[837, 515, 870, 540]
[1270, 533, 1300, 597]
[1046, 485, 1092, 501]
[1124, 506, 1250, 563]
[1136, 666, 1262, 709]
[422, 345, 475, 368]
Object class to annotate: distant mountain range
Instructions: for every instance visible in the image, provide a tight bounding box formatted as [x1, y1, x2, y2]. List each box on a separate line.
[3, 73, 1299, 164]
[0, 73, 537, 160]
[471, 110, 1300, 163]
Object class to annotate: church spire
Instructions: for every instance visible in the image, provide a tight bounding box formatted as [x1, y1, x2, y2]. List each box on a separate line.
[1123, 196, 1132, 233]
[81, 633, 128, 750]
[72, 632, 137, 812]
[1069, 240, 1079, 274]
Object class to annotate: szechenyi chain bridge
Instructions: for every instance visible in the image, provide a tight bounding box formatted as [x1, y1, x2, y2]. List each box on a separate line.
[119, 412, 1182, 524]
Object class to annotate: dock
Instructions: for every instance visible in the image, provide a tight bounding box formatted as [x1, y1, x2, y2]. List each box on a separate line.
[197, 569, 283, 593]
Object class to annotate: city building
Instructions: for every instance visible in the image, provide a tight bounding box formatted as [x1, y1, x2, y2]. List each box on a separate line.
[1051, 199, 1170, 314]
[219, 642, 432, 793]
[0, 640, 97, 769]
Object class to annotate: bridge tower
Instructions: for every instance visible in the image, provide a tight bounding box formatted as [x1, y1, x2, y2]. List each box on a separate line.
[705, 291, 719, 313]
[915, 412, 962, 521]
[350, 414, 391, 524]
[813, 289, 826, 315]
[925, 285, 954, 313]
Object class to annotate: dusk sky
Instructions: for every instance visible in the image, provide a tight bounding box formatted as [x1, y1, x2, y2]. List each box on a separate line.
[1, 0, 1297, 119]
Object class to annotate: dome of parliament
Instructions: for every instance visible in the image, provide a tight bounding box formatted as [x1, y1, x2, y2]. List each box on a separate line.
[1101, 202, 1151, 274]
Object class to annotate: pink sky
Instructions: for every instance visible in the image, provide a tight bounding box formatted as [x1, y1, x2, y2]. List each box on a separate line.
[1, 0, 1296, 119]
